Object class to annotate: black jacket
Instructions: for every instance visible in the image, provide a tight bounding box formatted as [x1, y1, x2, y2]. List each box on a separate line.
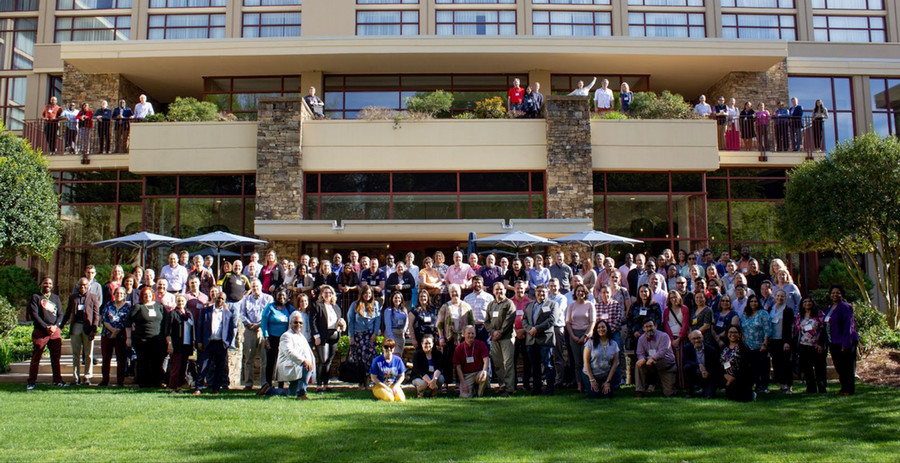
[309, 301, 343, 344]
[411, 349, 445, 380]
[163, 308, 194, 351]
[29, 293, 64, 332]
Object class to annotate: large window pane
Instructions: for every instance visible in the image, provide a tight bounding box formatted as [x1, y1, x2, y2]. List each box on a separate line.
[606, 195, 670, 239]
[179, 197, 244, 236]
[459, 194, 532, 219]
[729, 201, 779, 242]
[144, 198, 176, 237]
[320, 195, 390, 220]
[60, 204, 117, 246]
[706, 201, 728, 243]
[392, 195, 458, 219]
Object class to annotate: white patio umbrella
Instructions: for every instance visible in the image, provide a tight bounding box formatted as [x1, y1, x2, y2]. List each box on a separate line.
[473, 230, 557, 257]
[93, 231, 179, 267]
[174, 230, 268, 276]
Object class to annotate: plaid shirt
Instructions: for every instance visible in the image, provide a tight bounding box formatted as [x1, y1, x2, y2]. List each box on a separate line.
[595, 299, 623, 332]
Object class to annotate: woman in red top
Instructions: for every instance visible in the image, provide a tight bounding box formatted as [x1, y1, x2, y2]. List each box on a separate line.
[76, 102, 94, 154]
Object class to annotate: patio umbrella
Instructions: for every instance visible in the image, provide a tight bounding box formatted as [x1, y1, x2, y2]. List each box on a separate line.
[478, 248, 516, 256]
[553, 230, 643, 257]
[174, 230, 268, 276]
[93, 231, 178, 268]
[473, 230, 557, 257]
[189, 247, 240, 258]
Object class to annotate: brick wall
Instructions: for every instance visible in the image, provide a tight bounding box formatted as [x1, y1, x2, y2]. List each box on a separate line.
[544, 95, 594, 221]
[702, 59, 789, 108]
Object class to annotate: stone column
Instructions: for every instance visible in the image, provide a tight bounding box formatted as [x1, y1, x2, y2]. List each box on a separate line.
[62, 63, 148, 110]
[702, 59, 789, 107]
[544, 95, 594, 222]
[256, 97, 307, 262]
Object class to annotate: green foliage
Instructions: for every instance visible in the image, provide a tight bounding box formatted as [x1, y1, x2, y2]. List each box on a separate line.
[628, 91, 697, 120]
[452, 112, 477, 119]
[166, 97, 219, 122]
[778, 131, 900, 328]
[0, 297, 16, 339]
[474, 96, 507, 119]
[853, 302, 900, 353]
[0, 123, 62, 261]
[94, 264, 134, 286]
[335, 335, 383, 356]
[818, 259, 874, 293]
[0, 266, 38, 312]
[143, 113, 167, 123]
[405, 90, 454, 118]
[0, 323, 31, 371]
[593, 111, 628, 120]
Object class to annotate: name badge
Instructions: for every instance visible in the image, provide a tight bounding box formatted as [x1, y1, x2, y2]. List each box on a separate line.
[148, 308, 157, 318]
[639, 308, 647, 316]
[541, 306, 550, 313]
[77, 304, 85, 312]
[648, 349, 656, 357]
[824, 316, 831, 323]
[723, 360, 731, 370]
[423, 316, 432, 323]
[466, 356, 474, 363]
[715, 320, 724, 328]
[600, 313, 609, 320]
[803, 324, 814, 332]
[428, 365, 435, 372]
[692, 318, 698, 325]
[516, 310, 523, 316]
[492, 311, 500, 318]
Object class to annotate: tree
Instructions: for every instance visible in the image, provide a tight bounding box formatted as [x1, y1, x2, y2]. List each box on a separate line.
[777, 131, 900, 328]
[0, 123, 61, 261]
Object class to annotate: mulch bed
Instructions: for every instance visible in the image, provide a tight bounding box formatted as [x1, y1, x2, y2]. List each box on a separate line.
[858, 348, 900, 388]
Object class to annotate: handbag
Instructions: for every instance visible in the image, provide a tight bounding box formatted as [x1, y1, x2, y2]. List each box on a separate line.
[338, 358, 367, 384]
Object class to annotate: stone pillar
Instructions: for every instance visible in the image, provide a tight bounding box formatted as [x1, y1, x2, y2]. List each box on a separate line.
[702, 60, 789, 107]
[61, 62, 148, 110]
[544, 95, 594, 221]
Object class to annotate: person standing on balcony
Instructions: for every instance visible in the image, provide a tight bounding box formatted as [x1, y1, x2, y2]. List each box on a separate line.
[568, 77, 597, 97]
[61, 101, 79, 154]
[507, 78, 525, 114]
[713, 97, 727, 150]
[812, 99, 828, 151]
[304, 86, 325, 119]
[739, 101, 756, 151]
[774, 101, 790, 152]
[593, 79, 614, 115]
[134, 94, 154, 120]
[692, 95, 711, 117]
[533, 82, 544, 117]
[112, 99, 133, 153]
[94, 100, 112, 154]
[522, 86, 539, 119]
[76, 102, 93, 155]
[789, 97, 803, 151]
[42, 96, 62, 153]
[725, 98, 740, 151]
[756, 102, 770, 151]
[619, 82, 633, 113]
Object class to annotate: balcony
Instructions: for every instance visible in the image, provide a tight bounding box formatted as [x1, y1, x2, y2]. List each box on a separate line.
[128, 121, 259, 174]
[716, 115, 827, 166]
[591, 119, 719, 171]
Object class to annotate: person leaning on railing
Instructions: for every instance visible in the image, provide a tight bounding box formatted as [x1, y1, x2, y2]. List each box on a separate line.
[94, 100, 112, 154]
[76, 102, 93, 155]
[112, 99, 133, 153]
[41, 96, 62, 153]
[61, 102, 79, 154]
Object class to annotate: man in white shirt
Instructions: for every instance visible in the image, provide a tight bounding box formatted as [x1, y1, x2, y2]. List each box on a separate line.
[464, 276, 494, 343]
[593, 79, 615, 114]
[160, 253, 188, 294]
[693, 94, 712, 117]
[133, 94, 154, 120]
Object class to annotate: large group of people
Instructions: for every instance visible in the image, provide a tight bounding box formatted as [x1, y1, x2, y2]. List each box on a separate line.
[26, 246, 859, 402]
[41, 94, 155, 154]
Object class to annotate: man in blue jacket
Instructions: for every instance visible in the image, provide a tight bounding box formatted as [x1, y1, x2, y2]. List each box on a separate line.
[194, 287, 235, 395]
[789, 97, 803, 151]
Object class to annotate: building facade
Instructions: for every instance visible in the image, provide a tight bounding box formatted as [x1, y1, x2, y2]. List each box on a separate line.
[5, 0, 900, 294]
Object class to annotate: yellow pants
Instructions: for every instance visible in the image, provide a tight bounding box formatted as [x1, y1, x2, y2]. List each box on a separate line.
[373, 384, 406, 402]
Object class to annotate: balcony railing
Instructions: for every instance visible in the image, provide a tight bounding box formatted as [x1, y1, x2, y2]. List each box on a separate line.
[719, 115, 825, 160]
[23, 119, 133, 159]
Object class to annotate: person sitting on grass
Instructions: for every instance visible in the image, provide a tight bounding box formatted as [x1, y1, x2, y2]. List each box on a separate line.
[454, 325, 490, 398]
[683, 330, 721, 399]
[411, 334, 444, 398]
[258, 311, 316, 400]
[635, 319, 677, 398]
[582, 320, 619, 399]
[370, 338, 407, 402]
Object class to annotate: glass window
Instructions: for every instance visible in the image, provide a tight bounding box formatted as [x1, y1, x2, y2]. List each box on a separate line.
[720, 0, 793, 7]
[392, 173, 457, 192]
[532, 11, 611, 37]
[320, 195, 390, 221]
[436, 0, 514, 3]
[357, 10, 419, 36]
[48, 75, 63, 103]
[145, 176, 177, 196]
[606, 195, 671, 239]
[242, 12, 301, 38]
[179, 175, 244, 196]
[55, 16, 131, 42]
[671, 173, 703, 192]
[460, 172, 531, 191]
[729, 201, 779, 242]
[722, 14, 795, 40]
[201, 75, 300, 119]
[57, 0, 132, 8]
[0, 0, 37, 10]
[629, 12, 705, 38]
[179, 198, 245, 236]
[60, 204, 118, 246]
[706, 201, 728, 243]
[813, 15, 885, 42]
[147, 14, 226, 40]
[788, 76, 854, 150]
[245, 0, 301, 4]
[435, 10, 516, 36]
[870, 77, 900, 138]
[150, 0, 226, 7]
[60, 182, 117, 203]
[0, 76, 26, 130]
[628, 0, 703, 5]
[460, 194, 532, 220]
[533, 0, 609, 4]
[0, 18, 36, 70]
[320, 173, 390, 193]
[358, 0, 417, 3]
[606, 172, 668, 192]
[393, 195, 458, 219]
[811, 0, 882, 9]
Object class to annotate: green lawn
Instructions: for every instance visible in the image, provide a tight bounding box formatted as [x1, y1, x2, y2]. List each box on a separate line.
[1, 383, 898, 462]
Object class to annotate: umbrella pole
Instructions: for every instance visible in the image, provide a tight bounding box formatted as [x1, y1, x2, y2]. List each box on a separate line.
[217, 249, 221, 281]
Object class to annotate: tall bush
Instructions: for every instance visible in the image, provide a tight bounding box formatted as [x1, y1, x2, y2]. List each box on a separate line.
[628, 91, 696, 120]
[0, 265, 38, 312]
[474, 96, 506, 119]
[166, 97, 219, 122]
[405, 90, 454, 118]
[0, 297, 17, 338]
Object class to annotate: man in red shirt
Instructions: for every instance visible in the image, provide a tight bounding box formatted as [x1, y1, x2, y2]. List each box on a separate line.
[42, 97, 62, 153]
[507, 78, 525, 113]
[453, 325, 489, 398]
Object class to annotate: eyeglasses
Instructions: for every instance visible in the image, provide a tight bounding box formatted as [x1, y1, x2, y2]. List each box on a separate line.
[688, 257, 696, 260]
[291, 321, 303, 326]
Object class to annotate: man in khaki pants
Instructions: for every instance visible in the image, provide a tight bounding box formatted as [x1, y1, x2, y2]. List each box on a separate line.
[485, 282, 516, 397]
[241, 279, 271, 389]
[60, 278, 102, 385]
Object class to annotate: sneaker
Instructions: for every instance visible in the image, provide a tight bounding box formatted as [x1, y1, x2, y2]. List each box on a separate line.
[56, 382, 69, 387]
[785, 388, 793, 395]
[82, 379, 92, 386]
[752, 392, 758, 401]
[297, 395, 310, 400]
[193, 390, 202, 396]
[26, 384, 35, 391]
[97, 381, 109, 387]
[256, 384, 271, 396]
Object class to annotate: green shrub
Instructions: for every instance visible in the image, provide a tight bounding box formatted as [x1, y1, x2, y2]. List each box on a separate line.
[335, 335, 384, 356]
[0, 297, 17, 338]
[405, 90, 454, 118]
[854, 302, 893, 354]
[474, 96, 506, 119]
[0, 265, 38, 313]
[166, 97, 219, 122]
[818, 259, 874, 295]
[628, 91, 696, 120]
[0, 324, 35, 371]
[452, 112, 476, 119]
[593, 111, 628, 120]
[142, 113, 167, 123]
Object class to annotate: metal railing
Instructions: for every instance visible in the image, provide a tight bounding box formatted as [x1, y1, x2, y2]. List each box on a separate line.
[718, 115, 825, 161]
[23, 119, 134, 159]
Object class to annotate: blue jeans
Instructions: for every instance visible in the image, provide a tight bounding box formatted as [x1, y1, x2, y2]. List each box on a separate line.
[528, 345, 555, 394]
[268, 367, 311, 397]
[582, 371, 621, 398]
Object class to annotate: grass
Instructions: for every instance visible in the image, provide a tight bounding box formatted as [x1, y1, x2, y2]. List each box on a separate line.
[1, 383, 898, 462]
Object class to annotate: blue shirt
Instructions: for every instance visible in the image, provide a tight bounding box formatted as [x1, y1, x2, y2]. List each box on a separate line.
[261, 303, 293, 338]
[740, 309, 772, 350]
[101, 301, 131, 338]
[528, 267, 550, 290]
[360, 268, 386, 289]
[369, 354, 406, 385]
[348, 300, 382, 335]
[383, 306, 409, 339]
